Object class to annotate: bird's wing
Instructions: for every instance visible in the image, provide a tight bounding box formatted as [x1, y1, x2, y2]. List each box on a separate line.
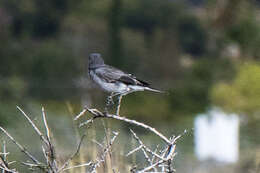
[95, 65, 150, 87]
[118, 75, 150, 86]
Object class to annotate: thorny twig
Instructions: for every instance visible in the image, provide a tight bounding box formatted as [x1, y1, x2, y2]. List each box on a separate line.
[76, 107, 172, 144]
[59, 162, 92, 172]
[41, 107, 58, 172]
[0, 141, 18, 173]
[75, 107, 183, 172]
[58, 134, 86, 172]
[130, 129, 168, 161]
[1, 103, 183, 173]
[89, 131, 119, 173]
[0, 126, 43, 167]
[129, 129, 177, 172]
[16, 106, 49, 147]
[1, 107, 89, 173]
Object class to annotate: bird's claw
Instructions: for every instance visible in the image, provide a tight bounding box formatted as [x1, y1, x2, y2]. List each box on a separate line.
[104, 95, 115, 113]
[106, 96, 114, 106]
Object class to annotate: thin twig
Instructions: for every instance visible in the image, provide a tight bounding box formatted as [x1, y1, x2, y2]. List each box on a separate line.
[0, 126, 42, 166]
[60, 162, 92, 172]
[126, 145, 143, 157]
[42, 107, 50, 141]
[78, 108, 171, 144]
[137, 159, 165, 173]
[130, 129, 166, 161]
[151, 145, 159, 164]
[0, 141, 16, 173]
[130, 130, 151, 164]
[102, 121, 114, 172]
[16, 106, 49, 146]
[2, 141, 7, 163]
[41, 106, 58, 172]
[42, 146, 49, 164]
[74, 108, 87, 120]
[0, 165, 17, 173]
[58, 134, 86, 172]
[90, 131, 119, 173]
[21, 162, 47, 170]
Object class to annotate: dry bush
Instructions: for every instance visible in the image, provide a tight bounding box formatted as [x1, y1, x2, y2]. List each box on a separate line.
[0, 105, 183, 173]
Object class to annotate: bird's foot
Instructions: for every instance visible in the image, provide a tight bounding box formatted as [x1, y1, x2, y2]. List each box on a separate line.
[106, 95, 114, 106]
[104, 95, 115, 114]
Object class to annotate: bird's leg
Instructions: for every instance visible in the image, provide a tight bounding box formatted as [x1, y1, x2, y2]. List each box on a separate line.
[116, 95, 123, 116]
[109, 90, 134, 115]
[105, 93, 115, 113]
[108, 94, 114, 105]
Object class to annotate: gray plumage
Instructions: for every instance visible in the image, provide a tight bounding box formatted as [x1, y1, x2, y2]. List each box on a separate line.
[88, 53, 162, 95]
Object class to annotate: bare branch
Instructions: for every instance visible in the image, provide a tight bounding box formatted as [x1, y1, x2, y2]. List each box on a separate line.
[0, 165, 18, 173]
[151, 145, 159, 164]
[2, 103, 182, 173]
[77, 108, 171, 144]
[74, 107, 183, 172]
[16, 106, 49, 147]
[130, 129, 166, 161]
[0, 141, 16, 173]
[21, 162, 47, 171]
[130, 130, 151, 165]
[89, 131, 119, 172]
[60, 162, 92, 172]
[41, 107, 58, 172]
[137, 159, 165, 173]
[2, 141, 7, 162]
[92, 139, 104, 149]
[42, 107, 50, 141]
[58, 134, 86, 172]
[126, 145, 142, 157]
[74, 108, 87, 120]
[0, 126, 42, 166]
[79, 118, 94, 127]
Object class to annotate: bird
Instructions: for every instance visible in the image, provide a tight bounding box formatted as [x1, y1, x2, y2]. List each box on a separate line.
[88, 53, 163, 114]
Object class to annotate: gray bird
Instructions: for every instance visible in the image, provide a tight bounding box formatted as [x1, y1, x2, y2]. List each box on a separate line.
[88, 53, 162, 96]
[88, 53, 163, 114]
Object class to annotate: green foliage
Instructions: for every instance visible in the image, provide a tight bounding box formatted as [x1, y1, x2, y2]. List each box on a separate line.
[2, 0, 70, 38]
[122, 0, 185, 36]
[107, 0, 124, 67]
[26, 41, 81, 99]
[121, 93, 170, 121]
[0, 77, 27, 101]
[210, 62, 260, 115]
[177, 16, 207, 56]
[0, 39, 81, 100]
[0, 0, 260, 119]
[168, 58, 234, 116]
[225, 5, 260, 58]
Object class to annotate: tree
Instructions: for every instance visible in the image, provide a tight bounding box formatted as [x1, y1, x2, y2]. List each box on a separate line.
[210, 62, 260, 115]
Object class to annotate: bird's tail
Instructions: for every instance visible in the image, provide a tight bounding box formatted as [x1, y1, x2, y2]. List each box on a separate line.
[144, 87, 165, 93]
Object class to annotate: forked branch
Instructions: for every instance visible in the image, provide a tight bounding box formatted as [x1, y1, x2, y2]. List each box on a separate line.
[75, 107, 182, 172]
[75, 107, 172, 144]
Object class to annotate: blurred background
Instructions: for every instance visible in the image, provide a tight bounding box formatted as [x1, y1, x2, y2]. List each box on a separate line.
[0, 0, 260, 172]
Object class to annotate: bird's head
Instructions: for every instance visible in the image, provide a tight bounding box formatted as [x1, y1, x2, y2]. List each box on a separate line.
[89, 53, 105, 69]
